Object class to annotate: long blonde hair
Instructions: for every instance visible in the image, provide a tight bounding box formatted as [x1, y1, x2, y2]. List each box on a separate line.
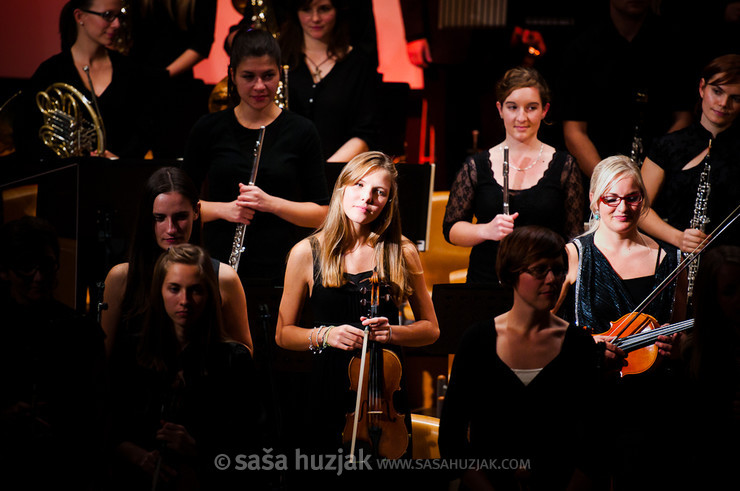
[314, 152, 411, 303]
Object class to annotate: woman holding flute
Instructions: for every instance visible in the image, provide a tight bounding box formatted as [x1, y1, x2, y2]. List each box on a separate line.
[443, 66, 584, 284]
[183, 28, 329, 287]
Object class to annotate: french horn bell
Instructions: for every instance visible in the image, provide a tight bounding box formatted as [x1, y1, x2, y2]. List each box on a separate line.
[36, 82, 104, 158]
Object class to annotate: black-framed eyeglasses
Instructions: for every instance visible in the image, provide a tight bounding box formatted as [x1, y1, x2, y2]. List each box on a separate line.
[521, 264, 566, 280]
[599, 193, 644, 208]
[81, 8, 126, 23]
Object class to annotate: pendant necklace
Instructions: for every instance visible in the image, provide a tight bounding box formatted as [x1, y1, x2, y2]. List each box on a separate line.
[501, 142, 544, 171]
[305, 54, 331, 81]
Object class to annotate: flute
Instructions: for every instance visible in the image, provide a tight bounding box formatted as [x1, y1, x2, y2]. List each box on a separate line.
[228, 125, 266, 271]
[502, 146, 510, 215]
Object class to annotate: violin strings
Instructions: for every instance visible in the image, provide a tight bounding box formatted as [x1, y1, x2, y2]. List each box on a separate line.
[627, 203, 740, 322]
[614, 319, 694, 352]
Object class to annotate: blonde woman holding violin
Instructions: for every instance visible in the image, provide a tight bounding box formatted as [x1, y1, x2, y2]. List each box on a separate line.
[556, 155, 686, 340]
[276, 152, 438, 466]
[555, 155, 687, 489]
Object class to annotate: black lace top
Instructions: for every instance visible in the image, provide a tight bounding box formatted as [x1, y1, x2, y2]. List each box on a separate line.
[646, 121, 740, 248]
[443, 150, 585, 283]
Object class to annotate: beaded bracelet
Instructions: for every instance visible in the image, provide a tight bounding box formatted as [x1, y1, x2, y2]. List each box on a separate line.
[308, 327, 319, 352]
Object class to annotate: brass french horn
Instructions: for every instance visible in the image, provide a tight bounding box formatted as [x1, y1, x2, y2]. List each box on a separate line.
[36, 83, 104, 158]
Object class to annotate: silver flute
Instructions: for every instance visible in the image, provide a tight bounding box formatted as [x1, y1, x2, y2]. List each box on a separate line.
[228, 125, 266, 271]
[502, 146, 510, 215]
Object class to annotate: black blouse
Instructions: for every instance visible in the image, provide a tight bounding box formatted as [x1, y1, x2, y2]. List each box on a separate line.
[183, 109, 329, 286]
[288, 48, 379, 160]
[16, 50, 155, 159]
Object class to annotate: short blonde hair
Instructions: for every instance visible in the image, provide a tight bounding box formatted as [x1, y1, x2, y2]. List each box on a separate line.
[587, 155, 649, 232]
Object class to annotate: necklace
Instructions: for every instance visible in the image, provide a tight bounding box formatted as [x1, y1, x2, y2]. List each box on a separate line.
[501, 143, 544, 172]
[305, 53, 331, 81]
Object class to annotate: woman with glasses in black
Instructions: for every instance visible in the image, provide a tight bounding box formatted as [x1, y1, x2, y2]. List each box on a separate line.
[16, 0, 155, 160]
[439, 225, 607, 490]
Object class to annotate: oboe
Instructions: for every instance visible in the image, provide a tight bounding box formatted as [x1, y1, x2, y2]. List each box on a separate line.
[228, 125, 266, 271]
[502, 146, 510, 215]
[686, 139, 712, 303]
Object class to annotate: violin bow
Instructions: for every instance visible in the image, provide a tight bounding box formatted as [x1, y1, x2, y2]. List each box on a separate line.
[612, 202, 740, 340]
[349, 272, 379, 462]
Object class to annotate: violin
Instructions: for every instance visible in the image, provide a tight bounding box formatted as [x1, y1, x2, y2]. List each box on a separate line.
[598, 313, 694, 376]
[343, 272, 408, 460]
[594, 205, 740, 376]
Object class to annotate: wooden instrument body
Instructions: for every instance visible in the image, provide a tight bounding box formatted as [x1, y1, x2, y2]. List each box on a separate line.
[600, 312, 659, 376]
[343, 344, 408, 459]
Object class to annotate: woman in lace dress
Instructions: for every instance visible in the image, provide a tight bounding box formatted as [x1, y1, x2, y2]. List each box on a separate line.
[443, 66, 584, 284]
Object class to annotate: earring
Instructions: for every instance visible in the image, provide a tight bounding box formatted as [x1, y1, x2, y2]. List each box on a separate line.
[594, 212, 600, 220]
[80, 21, 84, 25]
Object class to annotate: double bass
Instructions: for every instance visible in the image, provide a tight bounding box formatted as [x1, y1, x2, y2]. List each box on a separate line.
[343, 272, 408, 460]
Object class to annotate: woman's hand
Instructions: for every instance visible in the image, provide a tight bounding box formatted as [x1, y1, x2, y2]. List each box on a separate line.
[90, 149, 119, 159]
[594, 334, 628, 375]
[225, 199, 256, 225]
[156, 421, 197, 458]
[362, 316, 392, 344]
[679, 228, 708, 253]
[481, 212, 518, 241]
[238, 183, 275, 214]
[655, 331, 681, 358]
[325, 324, 365, 351]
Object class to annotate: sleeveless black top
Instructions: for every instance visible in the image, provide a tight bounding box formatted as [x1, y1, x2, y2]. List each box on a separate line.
[304, 238, 411, 456]
[567, 233, 680, 334]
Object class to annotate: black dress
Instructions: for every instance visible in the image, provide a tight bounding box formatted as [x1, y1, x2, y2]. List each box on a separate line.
[439, 321, 605, 489]
[108, 328, 263, 490]
[301, 238, 412, 458]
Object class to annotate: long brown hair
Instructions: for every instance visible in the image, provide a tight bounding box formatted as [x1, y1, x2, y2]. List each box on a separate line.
[313, 151, 411, 303]
[138, 244, 223, 373]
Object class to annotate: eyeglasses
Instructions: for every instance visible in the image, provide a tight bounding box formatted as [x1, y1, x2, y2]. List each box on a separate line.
[11, 256, 59, 277]
[81, 8, 126, 23]
[599, 193, 644, 207]
[521, 264, 566, 280]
